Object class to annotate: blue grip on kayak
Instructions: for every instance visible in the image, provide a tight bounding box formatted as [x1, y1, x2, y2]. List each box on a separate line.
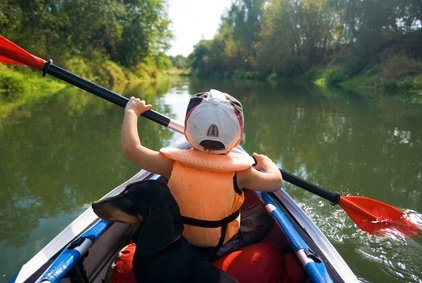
[39, 220, 112, 283]
[258, 192, 333, 283]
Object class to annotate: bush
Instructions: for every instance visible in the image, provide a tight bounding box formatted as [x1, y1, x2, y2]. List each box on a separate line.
[0, 75, 25, 102]
[99, 61, 128, 87]
[62, 57, 130, 88]
[381, 75, 422, 95]
[63, 57, 94, 80]
[325, 66, 348, 84]
[379, 54, 422, 80]
[375, 54, 422, 94]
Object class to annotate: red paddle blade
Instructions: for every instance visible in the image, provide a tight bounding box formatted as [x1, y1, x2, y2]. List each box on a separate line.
[0, 36, 46, 70]
[338, 196, 419, 237]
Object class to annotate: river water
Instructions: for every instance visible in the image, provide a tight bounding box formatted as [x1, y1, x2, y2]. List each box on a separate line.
[0, 78, 421, 282]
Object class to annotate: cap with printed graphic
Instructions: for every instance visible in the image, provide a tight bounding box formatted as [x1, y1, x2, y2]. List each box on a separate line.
[184, 89, 244, 154]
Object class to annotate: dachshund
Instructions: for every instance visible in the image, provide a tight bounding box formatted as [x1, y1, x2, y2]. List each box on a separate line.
[92, 180, 237, 283]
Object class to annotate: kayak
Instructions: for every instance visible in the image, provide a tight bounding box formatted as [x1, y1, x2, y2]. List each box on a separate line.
[10, 138, 359, 283]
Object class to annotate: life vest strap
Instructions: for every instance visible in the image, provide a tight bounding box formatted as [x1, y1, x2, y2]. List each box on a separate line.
[181, 209, 240, 228]
[182, 209, 240, 249]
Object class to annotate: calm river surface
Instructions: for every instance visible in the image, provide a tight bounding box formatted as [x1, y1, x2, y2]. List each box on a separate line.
[1, 78, 421, 282]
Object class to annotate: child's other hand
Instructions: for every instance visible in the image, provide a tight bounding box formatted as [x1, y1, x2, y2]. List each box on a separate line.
[252, 153, 274, 171]
[125, 97, 152, 116]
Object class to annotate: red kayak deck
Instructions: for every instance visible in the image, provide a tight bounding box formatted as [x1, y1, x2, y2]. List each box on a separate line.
[110, 190, 305, 283]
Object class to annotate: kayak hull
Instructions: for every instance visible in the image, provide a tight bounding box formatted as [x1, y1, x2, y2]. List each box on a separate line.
[11, 141, 359, 283]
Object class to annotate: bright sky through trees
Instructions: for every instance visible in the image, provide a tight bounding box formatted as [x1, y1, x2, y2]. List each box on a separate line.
[167, 0, 233, 56]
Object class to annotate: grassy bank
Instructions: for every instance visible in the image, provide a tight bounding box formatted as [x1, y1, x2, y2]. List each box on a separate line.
[0, 65, 66, 119]
[311, 54, 422, 97]
[0, 59, 172, 120]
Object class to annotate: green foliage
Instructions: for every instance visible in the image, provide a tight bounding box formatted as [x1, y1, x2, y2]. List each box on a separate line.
[170, 55, 189, 70]
[112, 0, 172, 67]
[0, 65, 65, 119]
[376, 54, 422, 94]
[321, 64, 355, 86]
[0, 0, 172, 68]
[379, 54, 422, 80]
[0, 65, 64, 103]
[190, 0, 266, 78]
[63, 58, 95, 81]
[189, 0, 422, 89]
[0, 74, 25, 102]
[101, 60, 128, 87]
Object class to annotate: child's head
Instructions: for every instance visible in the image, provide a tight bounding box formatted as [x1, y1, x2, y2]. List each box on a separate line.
[184, 89, 244, 154]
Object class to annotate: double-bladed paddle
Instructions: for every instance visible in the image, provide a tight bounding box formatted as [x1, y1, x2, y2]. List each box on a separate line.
[0, 35, 418, 237]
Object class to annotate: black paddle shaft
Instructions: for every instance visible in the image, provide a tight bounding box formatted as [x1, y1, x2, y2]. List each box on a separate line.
[44, 62, 171, 127]
[279, 169, 341, 204]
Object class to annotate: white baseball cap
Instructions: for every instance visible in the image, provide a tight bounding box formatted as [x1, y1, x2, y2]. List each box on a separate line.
[185, 89, 244, 154]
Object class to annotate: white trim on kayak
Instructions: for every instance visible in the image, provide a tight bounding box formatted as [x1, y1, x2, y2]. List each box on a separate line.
[297, 249, 314, 265]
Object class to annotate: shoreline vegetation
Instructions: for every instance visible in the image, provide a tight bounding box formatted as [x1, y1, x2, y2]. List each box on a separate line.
[2, 52, 420, 100]
[311, 53, 422, 97]
[0, 60, 170, 120]
[1, 52, 421, 122]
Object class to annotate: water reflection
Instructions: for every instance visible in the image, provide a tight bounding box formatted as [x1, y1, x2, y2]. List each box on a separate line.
[186, 80, 422, 283]
[0, 78, 421, 282]
[0, 83, 173, 279]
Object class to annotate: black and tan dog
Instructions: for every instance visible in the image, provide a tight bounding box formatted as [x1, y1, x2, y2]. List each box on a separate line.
[92, 180, 237, 283]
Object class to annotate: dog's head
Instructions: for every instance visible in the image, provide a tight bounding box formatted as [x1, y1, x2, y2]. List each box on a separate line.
[92, 180, 183, 256]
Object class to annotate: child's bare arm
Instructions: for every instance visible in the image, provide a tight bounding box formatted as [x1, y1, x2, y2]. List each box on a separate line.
[237, 153, 282, 192]
[121, 97, 173, 178]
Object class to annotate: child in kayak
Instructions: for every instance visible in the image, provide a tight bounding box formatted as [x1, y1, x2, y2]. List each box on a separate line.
[121, 89, 282, 258]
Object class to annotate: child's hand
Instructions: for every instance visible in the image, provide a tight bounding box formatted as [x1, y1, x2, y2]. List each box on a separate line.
[252, 153, 274, 172]
[239, 153, 282, 191]
[125, 96, 152, 116]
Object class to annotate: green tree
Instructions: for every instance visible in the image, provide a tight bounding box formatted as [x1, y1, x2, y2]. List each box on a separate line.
[336, 0, 421, 55]
[189, 39, 227, 77]
[255, 0, 301, 77]
[0, 0, 64, 59]
[256, 0, 338, 77]
[115, 0, 172, 67]
[224, 0, 265, 71]
[170, 55, 189, 70]
[190, 0, 265, 78]
[0, 1, 23, 39]
[60, 0, 126, 61]
[0, 0, 172, 69]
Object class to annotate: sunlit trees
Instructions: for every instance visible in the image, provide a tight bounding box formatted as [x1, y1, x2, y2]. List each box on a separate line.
[189, 0, 265, 78]
[0, 0, 172, 69]
[190, 0, 422, 81]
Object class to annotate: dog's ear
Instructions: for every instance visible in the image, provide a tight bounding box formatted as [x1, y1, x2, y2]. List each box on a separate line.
[136, 202, 184, 256]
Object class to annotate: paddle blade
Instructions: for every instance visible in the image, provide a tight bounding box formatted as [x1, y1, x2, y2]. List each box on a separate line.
[0, 36, 46, 70]
[338, 196, 419, 237]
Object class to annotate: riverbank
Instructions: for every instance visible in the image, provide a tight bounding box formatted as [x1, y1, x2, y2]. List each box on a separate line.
[0, 59, 172, 121]
[0, 65, 66, 120]
[311, 54, 422, 97]
[2, 53, 421, 122]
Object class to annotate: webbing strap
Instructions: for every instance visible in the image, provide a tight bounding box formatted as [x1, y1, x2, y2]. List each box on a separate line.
[182, 209, 240, 249]
[181, 209, 240, 228]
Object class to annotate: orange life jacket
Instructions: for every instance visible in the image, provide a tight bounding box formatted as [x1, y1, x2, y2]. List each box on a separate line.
[160, 147, 254, 247]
